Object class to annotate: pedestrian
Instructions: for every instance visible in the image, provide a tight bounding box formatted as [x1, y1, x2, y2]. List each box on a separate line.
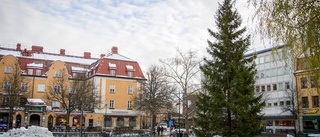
[160, 126, 164, 135]
[157, 126, 160, 136]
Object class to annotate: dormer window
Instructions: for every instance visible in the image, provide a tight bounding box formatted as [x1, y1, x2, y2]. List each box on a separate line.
[126, 65, 135, 78]
[110, 70, 115, 76]
[128, 72, 133, 78]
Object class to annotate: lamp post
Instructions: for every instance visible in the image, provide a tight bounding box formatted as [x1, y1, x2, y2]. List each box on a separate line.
[176, 101, 181, 137]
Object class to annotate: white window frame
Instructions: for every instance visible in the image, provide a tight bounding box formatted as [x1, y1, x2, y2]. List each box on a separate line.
[3, 81, 11, 90]
[128, 86, 133, 94]
[55, 71, 62, 77]
[4, 66, 13, 73]
[109, 100, 115, 109]
[110, 85, 115, 93]
[52, 100, 60, 108]
[38, 84, 45, 92]
[69, 86, 75, 94]
[36, 70, 41, 76]
[110, 70, 115, 76]
[28, 69, 33, 75]
[21, 82, 28, 92]
[54, 85, 61, 93]
[128, 100, 132, 109]
[128, 72, 133, 78]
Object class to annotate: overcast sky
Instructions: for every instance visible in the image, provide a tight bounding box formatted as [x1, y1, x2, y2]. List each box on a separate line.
[0, 0, 269, 71]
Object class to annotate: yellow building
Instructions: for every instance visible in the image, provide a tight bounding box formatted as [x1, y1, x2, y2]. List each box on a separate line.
[0, 44, 145, 131]
[295, 52, 319, 133]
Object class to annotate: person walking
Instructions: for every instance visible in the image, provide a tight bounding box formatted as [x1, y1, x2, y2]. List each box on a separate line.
[160, 126, 164, 135]
[157, 126, 161, 136]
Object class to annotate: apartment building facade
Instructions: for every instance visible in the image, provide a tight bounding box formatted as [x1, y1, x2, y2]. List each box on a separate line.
[294, 52, 320, 133]
[0, 43, 145, 130]
[245, 46, 296, 134]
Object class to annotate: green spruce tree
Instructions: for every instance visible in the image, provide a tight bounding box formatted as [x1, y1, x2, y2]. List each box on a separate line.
[194, 0, 264, 137]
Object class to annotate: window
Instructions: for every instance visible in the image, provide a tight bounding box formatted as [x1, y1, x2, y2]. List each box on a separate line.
[312, 96, 319, 108]
[28, 69, 33, 75]
[38, 84, 45, 92]
[280, 101, 284, 106]
[36, 70, 41, 76]
[302, 97, 309, 108]
[128, 86, 133, 94]
[110, 85, 115, 93]
[54, 85, 61, 93]
[21, 82, 28, 92]
[255, 86, 260, 92]
[261, 85, 265, 92]
[4, 66, 13, 73]
[128, 72, 133, 78]
[52, 100, 60, 108]
[267, 103, 272, 106]
[267, 85, 271, 91]
[55, 71, 62, 77]
[2, 97, 8, 105]
[110, 70, 115, 76]
[259, 57, 264, 64]
[265, 55, 271, 62]
[273, 84, 277, 91]
[285, 82, 290, 90]
[109, 100, 115, 109]
[301, 77, 308, 88]
[311, 76, 316, 88]
[73, 73, 77, 78]
[286, 101, 291, 106]
[274, 102, 278, 106]
[128, 100, 132, 109]
[69, 86, 75, 94]
[3, 81, 11, 90]
[89, 119, 94, 127]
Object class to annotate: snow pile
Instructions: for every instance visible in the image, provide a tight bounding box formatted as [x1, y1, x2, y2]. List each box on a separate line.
[0, 126, 53, 137]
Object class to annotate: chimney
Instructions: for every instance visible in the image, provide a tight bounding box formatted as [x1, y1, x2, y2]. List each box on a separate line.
[60, 49, 65, 55]
[100, 54, 106, 58]
[22, 48, 28, 56]
[111, 46, 118, 54]
[16, 43, 21, 51]
[84, 52, 91, 58]
[31, 45, 43, 53]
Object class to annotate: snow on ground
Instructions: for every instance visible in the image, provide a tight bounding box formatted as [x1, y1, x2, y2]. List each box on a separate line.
[0, 126, 53, 137]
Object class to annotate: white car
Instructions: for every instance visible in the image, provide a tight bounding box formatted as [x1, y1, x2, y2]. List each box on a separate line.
[159, 123, 168, 131]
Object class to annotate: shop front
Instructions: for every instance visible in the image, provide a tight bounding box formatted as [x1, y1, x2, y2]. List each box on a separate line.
[302, 116, 320, 133]
[262, 116, 295, 134]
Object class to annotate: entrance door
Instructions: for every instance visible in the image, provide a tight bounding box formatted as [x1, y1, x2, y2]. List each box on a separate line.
[29, 114, 40, 126]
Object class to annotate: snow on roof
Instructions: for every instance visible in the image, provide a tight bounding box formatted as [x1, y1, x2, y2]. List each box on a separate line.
[27, 98, 45, 105]
[27, 63, 43, 68]
[109, 62, 116, 68]
[126, 65, 135, 71]
[72, 66, 88, 72]
[0, 49, 97, 65]
[32, 53, 96, 65]
[0, 50, 21, 56]
[104, 53, 133, 61]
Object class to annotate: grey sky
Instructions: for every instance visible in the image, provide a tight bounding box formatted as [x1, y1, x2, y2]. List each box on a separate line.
[0, 0, 268, 71]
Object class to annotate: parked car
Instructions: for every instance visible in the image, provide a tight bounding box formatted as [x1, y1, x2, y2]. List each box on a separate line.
[159, 122, 168, 131]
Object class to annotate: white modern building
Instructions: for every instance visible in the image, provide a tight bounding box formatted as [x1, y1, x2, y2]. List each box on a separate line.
[245, 45, 296, 134]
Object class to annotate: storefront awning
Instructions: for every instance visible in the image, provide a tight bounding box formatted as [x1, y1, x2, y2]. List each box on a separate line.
[303, 116, 320, 121]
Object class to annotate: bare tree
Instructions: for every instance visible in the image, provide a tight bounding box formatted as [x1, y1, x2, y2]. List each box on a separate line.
[0, 62, 29, 129]
[134, 65, 175, 134]
[281, 83, 300, 136]
[73, 75, 99, 137]
[45, 70, 76, 132]
[160, 49, 201, 134]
